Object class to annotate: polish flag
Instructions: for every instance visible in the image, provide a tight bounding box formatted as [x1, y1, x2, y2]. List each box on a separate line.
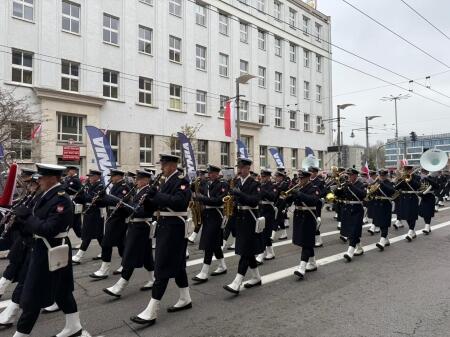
[361, 161, 369, 175]
[31, 123, 42, 140]
[224, 99, 236, 138]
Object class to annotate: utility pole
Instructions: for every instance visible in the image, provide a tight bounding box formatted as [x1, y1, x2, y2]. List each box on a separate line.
[336, 104, 355, 167]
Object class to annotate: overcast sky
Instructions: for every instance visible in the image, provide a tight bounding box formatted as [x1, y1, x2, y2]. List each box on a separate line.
[316, 0, 450, 147]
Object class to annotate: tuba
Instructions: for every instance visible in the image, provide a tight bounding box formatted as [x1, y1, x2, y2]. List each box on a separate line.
[420, 149, 448, 172]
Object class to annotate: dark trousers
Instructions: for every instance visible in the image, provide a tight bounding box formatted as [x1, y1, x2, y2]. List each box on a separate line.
[407, 219, 416, 230]
[71, 215, 82, 238]
[301, 247, 315, 262]
[423, 217, 432, 224]
[265, 234, 272, 247]
[17, 292, 77, 334]
[349, 236, 361, 247]
[101, 244, 124, 262]
[121, 262, 154, 281]
[2, 262, 19, 281]
[237, 255, 257, 275]
[203, 248, 224, 265]
[80, 237, 102, 252]
[381, 227, 389, 238]
[152, 270, 189, 301]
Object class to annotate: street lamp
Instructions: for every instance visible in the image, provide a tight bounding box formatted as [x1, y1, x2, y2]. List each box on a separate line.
[337, 103, 355, 167]
[235, 74, 256, 141]
[365, 115, 381, 163]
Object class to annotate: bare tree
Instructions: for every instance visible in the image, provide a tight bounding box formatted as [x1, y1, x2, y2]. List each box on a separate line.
[163, 123, 203, 153]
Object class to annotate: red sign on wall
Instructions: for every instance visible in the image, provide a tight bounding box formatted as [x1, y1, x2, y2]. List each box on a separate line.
[62, 146, 80, 161]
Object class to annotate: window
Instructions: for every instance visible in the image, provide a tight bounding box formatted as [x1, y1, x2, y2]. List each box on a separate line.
[138, 26, 153, 55]
[196, 90, 207, 115]
[195, 4, 206, 26]
[12, 50, 32, 84]
[258, 30, 266, 50]
[240, 59, 249, 76]
[274, 36, 282, 57]
[169, 0, 182, 17]
[275, 72, 282, 92]
[239, 100, 249, 121]
[219, 53, 229, 77]
[219, 95, 229, 117]
[13, 0, 34, 21]
[57, 114, 83, 142]
[171, 138, 181, 156]
[169, 84, 182, 110]
[62, 1, 80, 34]
[316, 54, 322, 72]
[316, 116, 323, 133]
[258, 104, 266, 124]
[303, 49, 310, 67]
[139, 77, 153, 105]
[169, 35, 182, 63]
[289, 110, 297, 129]
[256, 0, 265, 12]
[258, 66, 266, 87]
[304, 113, 311, 131]
[140, 134, 153, 164]
[10, 122, 32, 160]
[103, 69, 119, 98]
[197, 140, 208, 166]
[315, 22, 322, 41]
[107, 131, 120, 164]
[103, 14, 119, 45]
[241, 136, 252, 156]
[219, 14, 229, 35]
[289, 8, 296, 27]
[240, 22, 249, 43]
[304, 81, 310, 99]
[274, 1, 282, 20]
[303, 16, 310, 34]
[275, 107, 282, 127]
[220, 142, 230, 166]
[196, 45, 207, 70]
[289, 43, 297, 62]
[260, 146, 268, 168]
[290, 77, 297, 96]
[316, 85, 322, 102]
[61, 60, 79, 92]
[291, 149, 298, 169]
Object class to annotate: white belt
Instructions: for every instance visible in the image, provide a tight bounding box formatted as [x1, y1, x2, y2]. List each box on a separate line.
[260, 201, 274, 205]
[343, 201, 363, 205]
[35, 232, 68, 239]
[295, 206, 316, 210]
[85, 203, 92, 206]
[157, 211, 188, 217]
[204, 206, 223, 209]
[237, 206, 259, 210]
[130, 218, 152, 222]
[401, 191, 417, 194]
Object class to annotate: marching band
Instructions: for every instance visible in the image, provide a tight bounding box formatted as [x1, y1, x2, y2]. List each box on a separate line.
[0, 149, 449, 335]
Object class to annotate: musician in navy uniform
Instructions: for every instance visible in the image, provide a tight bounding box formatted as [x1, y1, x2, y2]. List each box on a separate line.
[394, 165, 421, 242]
[89, 169, 130, 279]
[192, 165, 228, 283]
[308, 166, 325, 248]
[187, 169, 208, 244]
[130, 154, 191, 327]
[223, 158, 263, 295]
[272, 171, 289, 241]
[290, 170, 321, 279]
[256, 169, 277, 264]
[333, 168, 367, 262]
[418, 168, 440, 235]
[62, 166, 82, 239]
[369, 169, 396, 251]
[72, 169, 106, 264]
[104, 170, 156, 297]
[12, 164, 86, 337]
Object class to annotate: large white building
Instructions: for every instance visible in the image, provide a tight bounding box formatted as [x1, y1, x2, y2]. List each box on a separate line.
[0, 0, 332, 174]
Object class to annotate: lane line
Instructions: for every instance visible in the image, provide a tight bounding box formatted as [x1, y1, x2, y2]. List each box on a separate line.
[247, 220, 450, 289]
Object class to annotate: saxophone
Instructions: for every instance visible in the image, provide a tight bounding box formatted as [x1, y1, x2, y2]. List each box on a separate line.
[222, 177, 235, 217]
[189, 178, 203, 229]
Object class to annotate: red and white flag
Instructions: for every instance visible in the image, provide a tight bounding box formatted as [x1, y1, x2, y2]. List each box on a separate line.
[31, 123, 42, 140]
[224, 99, 237, 138]
[361, 161, 369, 175]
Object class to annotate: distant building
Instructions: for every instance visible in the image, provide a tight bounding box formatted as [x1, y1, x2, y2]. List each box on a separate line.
[385, 133, 450, 168]
[327, 145, 365, 169]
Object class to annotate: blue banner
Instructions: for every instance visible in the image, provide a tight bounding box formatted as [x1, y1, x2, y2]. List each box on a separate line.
[305, 147, 315, 157]
[0, 144, 4, 159]
[85, 126, 116, 182]
[269, 147, 285, 168]
[236, 139, 248, 159]
[177, 132, 197, 181]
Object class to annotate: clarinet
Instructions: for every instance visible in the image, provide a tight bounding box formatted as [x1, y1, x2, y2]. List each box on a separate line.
[104, 184, 138, 223]
[0, 190, 38, 239]
[82, 180, 112, 215]
[128, 173, 165, 219]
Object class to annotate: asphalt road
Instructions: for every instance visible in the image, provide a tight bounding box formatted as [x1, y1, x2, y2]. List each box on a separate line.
[1, 202, 450, 337]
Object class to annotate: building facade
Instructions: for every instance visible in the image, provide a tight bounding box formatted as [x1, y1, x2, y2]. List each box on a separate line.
[0, 0, 332, 174]
[327, 145, 365, 170]
[385, 133, 450, 168]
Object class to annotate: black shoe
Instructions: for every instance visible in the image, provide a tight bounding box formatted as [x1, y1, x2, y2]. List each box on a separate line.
[227, 246, 235, 251]
[167, 302, 192, 313]
[339, 235, 348, 243]
[89, 273, 108, 280]
[263, 256, 275, 261]
[305, 266, 318, 273]
[223, 285, 240, 295]
[0, 322, 13, 327]
[243, 280, 261, 289]
[71, 260, 81, 266]
[92, 256, 102, 261]
[294, 270, 304, 279]
[42, 307, 61, 314]
[278, 236, 288, 241]
[367, 229, 374, 235]
[256, 260, 263, 266]
[422, 229, 431, 235]
[113, 270, 122, 275]
[405, 235, 412, 242]
[140, 285, 153, 291]
[211, 269, 227, 276]
[130, 316, 156, 326]
[51, 329, 82, 337]
[343, 254, 352, 262]
[376, 243, 384, 251]
[103, 288, 121, 298]
[354, 250, 364, 257]
[192, 276, 208, 283]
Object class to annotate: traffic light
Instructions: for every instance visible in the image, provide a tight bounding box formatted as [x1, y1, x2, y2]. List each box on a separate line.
[410, 131, 417, 142]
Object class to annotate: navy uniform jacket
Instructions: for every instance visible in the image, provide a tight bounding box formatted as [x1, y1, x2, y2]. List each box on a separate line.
[62, 175, 82, 195]
[395, 174, 421, 221]
[371, 180, 396, 228]
[75, 180, 105, 240]
[122, 185, 154, 270]
[310, 176, 325, 216]
[18, 185, 74, 311]
[197, 179, 228, 251]
[259, 180, 277, 243]
[334, 180, 367, 238]
[419, 175, 440, 219]
[233, 175, 263, 256]
[145, 173, 191, 279]
[274, 179, 289, 227]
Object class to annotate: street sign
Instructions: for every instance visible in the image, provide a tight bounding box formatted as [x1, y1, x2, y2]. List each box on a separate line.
[62, 146, 80, 161]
